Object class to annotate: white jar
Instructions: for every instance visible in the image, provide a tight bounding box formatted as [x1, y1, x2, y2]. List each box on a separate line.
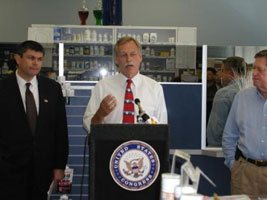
[84, 29, 91, 42]
[103, 33, 108, 42]
[150, 33, 157, 43]
[98, 33, 102, 42]
[143, 33, 150, 43]
[160, 173, 180, 200]
[94, 46, 99, 56]
[91, 30, 97, 42]
[100, 46, 105, 56]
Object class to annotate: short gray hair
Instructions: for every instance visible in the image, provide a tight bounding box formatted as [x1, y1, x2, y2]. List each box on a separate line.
[114, 36, 142, 56]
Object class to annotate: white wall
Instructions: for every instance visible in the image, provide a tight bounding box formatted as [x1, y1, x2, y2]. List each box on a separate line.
[1, 0, 267, 46]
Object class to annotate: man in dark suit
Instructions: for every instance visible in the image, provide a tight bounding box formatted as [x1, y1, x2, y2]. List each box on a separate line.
[0, 40, 69, 199]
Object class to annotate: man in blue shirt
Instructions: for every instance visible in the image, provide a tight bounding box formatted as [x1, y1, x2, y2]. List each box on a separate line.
[207, 57, 247, 146]
[222, 50, 267, 199]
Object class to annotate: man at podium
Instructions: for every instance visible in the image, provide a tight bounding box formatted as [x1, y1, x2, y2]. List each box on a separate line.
[83, 36, 168, 132]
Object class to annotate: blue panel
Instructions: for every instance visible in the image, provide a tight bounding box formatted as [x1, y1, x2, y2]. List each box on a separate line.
[69, 97, 90, 105]
[74, 89, 92, 97]
[69, 146, 89, 155]
[68, 126, 88, 135]
[191, 155, 230, 196]
[102, 0, 122, 25]
[68, 185, 89, 194]
[67, 116, 83, 125]
[68, 156, 89, 165]
[71, 82, 96, 86]
[73, 175, 89, 184]
[68, 165, 89, 174]
[162, 84, 202, 149]
[66, 106, 86, 115]
[68, 136, 87, 145]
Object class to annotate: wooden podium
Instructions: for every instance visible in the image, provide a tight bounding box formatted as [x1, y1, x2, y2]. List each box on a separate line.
[89, 124, 170, 200]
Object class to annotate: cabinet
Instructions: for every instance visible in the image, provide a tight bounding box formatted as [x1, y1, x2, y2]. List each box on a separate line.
[0, 43, 20, 79]
[28, 25, 197, 82]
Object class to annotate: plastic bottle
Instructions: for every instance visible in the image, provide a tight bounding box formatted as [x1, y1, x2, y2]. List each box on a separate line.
[145, 46, 150, 57]
[170, 48, 175, 57]
[60, 194, 69, 200]
[84, 29, 91, 42]
[91, 30, 97, 42]
[2, 62, 9, 74]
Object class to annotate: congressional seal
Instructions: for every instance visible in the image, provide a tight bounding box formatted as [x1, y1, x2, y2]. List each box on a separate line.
[109, 140, 160, 191]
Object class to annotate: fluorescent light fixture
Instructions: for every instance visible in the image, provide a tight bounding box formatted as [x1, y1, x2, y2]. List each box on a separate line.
[58, 43, 64, 77]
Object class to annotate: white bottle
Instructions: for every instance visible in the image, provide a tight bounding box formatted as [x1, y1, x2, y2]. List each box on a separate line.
[100, 46, 105, 56]
[53, 60, 58, 70]
[94, 46, 99, 56]
[151, 48, 155, 56]
[145, 46, 150, 57]
[60, 194, 69, 200]
[170, 48, 175, 57]
[2, 62, 9, 74]
[98, 33, 102, 42]
[103, 33, 108, 42]
[90, 46, 94, 56]
[84, 29, 91, 42]
[94, 60, 98, 70]
[91, 30, 97, 42]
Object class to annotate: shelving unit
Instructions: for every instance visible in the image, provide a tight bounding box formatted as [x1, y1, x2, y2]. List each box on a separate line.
[28, 24, 197, 82]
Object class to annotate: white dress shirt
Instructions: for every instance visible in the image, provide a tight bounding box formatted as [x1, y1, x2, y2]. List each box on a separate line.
[16, 70, 39, 114]
[83, 73, 168, 133]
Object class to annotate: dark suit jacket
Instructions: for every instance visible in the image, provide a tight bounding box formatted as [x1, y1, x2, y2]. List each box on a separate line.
[0, 73, 69, 192]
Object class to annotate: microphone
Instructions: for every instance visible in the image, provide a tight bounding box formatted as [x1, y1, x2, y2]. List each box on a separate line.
[134, 98, 150, 122]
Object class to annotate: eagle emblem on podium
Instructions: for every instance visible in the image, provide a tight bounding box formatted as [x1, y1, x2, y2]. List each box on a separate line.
[123, 157, 145, 178]
[109, 140, 160, 191]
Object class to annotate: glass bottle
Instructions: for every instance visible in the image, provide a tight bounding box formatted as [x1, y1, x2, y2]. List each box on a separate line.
[78, 0, 89, 25]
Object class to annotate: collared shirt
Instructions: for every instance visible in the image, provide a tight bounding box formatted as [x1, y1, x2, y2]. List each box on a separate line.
[16, 70, 39, 114]
[207, 80, 241, 147]
[83, 73, 168, 133]
[222, 86, 267, 169]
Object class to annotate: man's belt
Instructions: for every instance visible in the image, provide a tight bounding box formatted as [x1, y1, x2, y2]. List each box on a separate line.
[236, 147, 267, 167]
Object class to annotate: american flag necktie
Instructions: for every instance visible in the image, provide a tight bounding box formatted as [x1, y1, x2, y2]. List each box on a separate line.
[122, 79, 135, 124]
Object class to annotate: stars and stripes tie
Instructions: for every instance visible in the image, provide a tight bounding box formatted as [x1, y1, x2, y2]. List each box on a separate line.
[122, 79, 135, 124]
[25, 82, 37, 135]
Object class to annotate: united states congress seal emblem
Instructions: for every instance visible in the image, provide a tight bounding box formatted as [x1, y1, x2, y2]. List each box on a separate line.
[109, 140, 160, 191]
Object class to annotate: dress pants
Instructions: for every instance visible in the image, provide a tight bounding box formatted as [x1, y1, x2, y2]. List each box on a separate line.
[231, 157, 267, 200]
[0, 159, 49, 200]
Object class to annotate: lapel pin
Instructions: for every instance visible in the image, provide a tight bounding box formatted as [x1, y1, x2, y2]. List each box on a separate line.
[44, 99, 48, 103]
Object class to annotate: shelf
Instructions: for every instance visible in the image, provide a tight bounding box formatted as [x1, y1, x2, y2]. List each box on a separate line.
[140, 70, 175, 73]
[53, 54, 112, 58]
[64, 69, 175, 74]
[143, 56, 175, 59]
[53, 55, 174, 59]
[28, 24, 197, 82]
[66, 70, 86, 74]
[141, 42, 176, 46]
[54, 41, 113, 45]
[54, 41, 175, 46]
[66, 68, 101, 72]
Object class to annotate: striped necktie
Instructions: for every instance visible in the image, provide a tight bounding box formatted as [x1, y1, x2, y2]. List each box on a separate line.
[122, 79, 134, 124]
